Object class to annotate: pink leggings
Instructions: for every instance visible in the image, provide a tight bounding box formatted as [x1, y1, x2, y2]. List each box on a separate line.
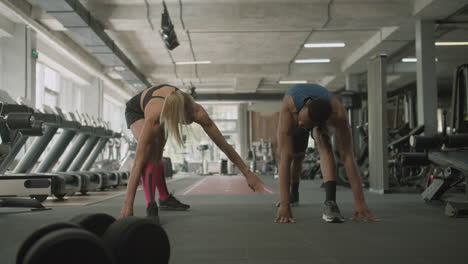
[141, 161, 170, 207]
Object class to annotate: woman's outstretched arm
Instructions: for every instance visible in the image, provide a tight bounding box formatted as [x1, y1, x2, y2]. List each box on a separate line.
[194, 105, 265, 192]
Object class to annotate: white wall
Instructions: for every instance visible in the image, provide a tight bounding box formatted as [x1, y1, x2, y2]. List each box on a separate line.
[0, 24, 36, 103]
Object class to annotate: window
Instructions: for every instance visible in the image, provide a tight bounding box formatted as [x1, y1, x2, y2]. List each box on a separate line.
[214, 121, 237, 132]
[164, 103, 241, 169]
[35, 63, 60, 108]
[205, 105, 238, 120]
[44, 87, 59, 107]
[44, 67, 58, 90]
[103, 95, 125, 132]
[36, 62, 90, 114]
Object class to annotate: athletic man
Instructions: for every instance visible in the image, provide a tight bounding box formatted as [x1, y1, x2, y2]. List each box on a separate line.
[275, 84, 379, 223]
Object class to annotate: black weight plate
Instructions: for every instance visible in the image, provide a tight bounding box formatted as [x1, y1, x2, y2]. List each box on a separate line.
[102, 216, 170, 264]
[16, 222, 79, 264]
[23, 229, 114, 264]
[70, 213, 116, 237]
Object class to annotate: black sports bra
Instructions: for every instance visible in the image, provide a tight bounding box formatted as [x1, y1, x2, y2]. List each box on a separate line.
[141, 84, 178, 109]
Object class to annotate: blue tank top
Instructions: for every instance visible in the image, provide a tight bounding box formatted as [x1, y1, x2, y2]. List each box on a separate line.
[285, 84, 332, 112]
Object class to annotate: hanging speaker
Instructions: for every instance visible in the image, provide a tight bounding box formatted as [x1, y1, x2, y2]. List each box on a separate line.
[160, 1, 179, 50]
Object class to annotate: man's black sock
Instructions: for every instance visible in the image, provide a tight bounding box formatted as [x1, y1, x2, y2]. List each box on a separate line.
[324, 180, 336, 202]
[290, 182, 299, 194]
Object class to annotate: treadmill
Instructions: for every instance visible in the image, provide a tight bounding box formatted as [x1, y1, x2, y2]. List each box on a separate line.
[0, 95, 83, 201]
[81, 121, 127, 187]
[10, 105, 82, 199]
[50, 111, 110, 193]
[33, 108, 101, 194]
[0, 99, 52, 209]
[69, 113, 119, 189]
[106, 132, 130, 186]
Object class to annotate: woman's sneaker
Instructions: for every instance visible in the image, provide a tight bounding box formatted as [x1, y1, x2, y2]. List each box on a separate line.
[146, 202, 160, 224]
[159, 195, 190, 211]
[322, 200, 345, 223]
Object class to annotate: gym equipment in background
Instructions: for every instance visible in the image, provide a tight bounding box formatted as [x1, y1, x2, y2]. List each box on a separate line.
[300, 147, 321, 181]
[0, 97, 53, 209]
[399, 64, 468, 217]
[251, 139, 275, 175]
[197, 144, 210, 175]
[9, 105, 82, 200]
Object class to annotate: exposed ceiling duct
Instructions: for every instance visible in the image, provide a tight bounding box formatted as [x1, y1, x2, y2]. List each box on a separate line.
[35, 0, 151, 89]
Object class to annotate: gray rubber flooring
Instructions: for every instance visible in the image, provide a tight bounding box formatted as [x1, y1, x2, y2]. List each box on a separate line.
[1, 174, 467, 264]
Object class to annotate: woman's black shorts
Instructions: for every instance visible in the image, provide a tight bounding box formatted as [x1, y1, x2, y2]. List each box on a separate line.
[125, 94, 144, 128]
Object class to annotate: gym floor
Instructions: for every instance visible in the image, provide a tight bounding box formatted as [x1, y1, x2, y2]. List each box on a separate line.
[1, 174, 467, 264]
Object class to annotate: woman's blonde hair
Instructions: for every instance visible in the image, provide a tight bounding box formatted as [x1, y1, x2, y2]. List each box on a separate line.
[160, 90, 194, 146]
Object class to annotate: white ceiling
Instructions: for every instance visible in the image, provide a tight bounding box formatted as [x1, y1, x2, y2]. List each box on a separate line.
[26, 0, 468, 93]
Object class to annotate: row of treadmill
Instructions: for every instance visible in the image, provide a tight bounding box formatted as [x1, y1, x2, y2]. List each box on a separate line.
[0, 90, 129, 210]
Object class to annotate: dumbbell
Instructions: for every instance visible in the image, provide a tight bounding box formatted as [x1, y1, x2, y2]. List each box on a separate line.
[16, 222, 114, 264]
[70, 213, 171, 264]
[445, 134, 468, 148]
[410, 133, 468, 150]
[409, 135, 443, 151]
[398, 152, 430, 167]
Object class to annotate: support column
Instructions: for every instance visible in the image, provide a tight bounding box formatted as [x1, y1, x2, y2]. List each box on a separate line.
[26, 26, 36, 105]
[249, 110, 253, 149]
[416, 20, 438, 135]
[367, 54, 389, 193]
[345, 74, 361, 155]
[238, 103, 248, 159]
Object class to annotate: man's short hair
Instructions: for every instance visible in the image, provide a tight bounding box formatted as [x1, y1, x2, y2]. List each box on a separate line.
[306, 98, 332, 125]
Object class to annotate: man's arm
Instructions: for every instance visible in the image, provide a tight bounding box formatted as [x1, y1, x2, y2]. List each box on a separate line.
[277, 104, 294, 207]
[274, 99, 296, 223]
[333, 103, 379, 221]
[333, 110, 365, 202]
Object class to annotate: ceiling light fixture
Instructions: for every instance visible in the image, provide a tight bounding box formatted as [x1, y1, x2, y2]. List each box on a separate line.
[175, 61, 212, 65]
[278, 80, 308, 84]
[435, 42, 468, 46]
[402, 58, 417, 63]
[113, 66, 126, 71]
[401, 57, 439, 62]
[304, 43, 346, 48]
[295, 59, 331, 64]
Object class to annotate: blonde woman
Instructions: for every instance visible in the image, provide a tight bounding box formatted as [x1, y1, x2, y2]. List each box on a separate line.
[120, 84, 265, 219]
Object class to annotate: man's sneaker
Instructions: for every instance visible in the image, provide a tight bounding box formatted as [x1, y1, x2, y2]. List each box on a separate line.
[322, 200, 345, 223]
[275, 192, 299, 207]
[159, 195, 190, 211]
[146, 202, 160, 224]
